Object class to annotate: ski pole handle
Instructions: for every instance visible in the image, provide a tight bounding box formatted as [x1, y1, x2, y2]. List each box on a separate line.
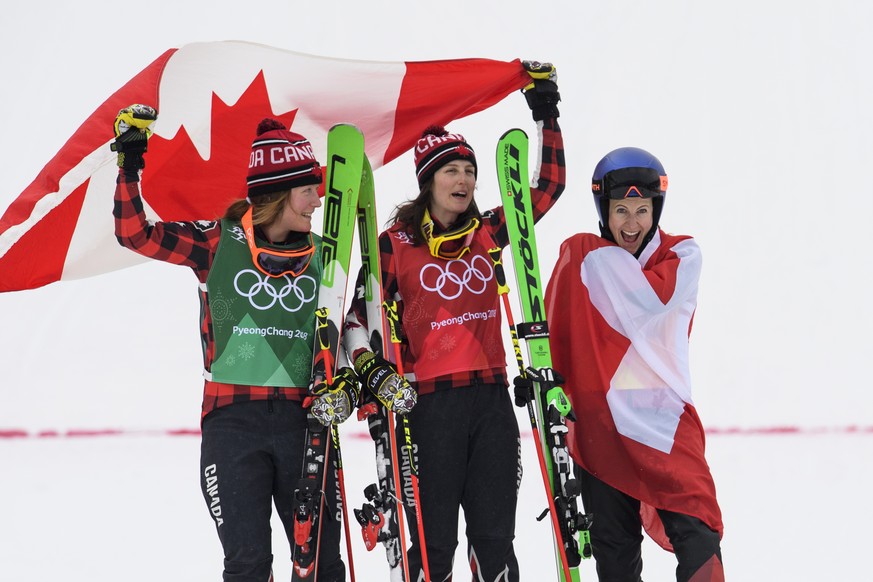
[382, 300, 402, 346]
[314, 307, 334, 385]
[487, 247, 511, 297]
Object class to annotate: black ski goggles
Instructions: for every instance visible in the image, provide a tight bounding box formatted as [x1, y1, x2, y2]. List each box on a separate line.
[595, 167, 668, 200]
[421, 208, 480, 260]
[242, 208, 315, 278]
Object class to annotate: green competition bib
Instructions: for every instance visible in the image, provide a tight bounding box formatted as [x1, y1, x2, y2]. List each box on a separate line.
[206, 220, 321, 387]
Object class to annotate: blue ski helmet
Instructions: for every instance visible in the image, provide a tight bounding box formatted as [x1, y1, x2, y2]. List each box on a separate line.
[591, 147, 668, 249]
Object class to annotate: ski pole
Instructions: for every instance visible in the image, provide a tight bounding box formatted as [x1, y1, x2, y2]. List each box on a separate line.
[355, 368, 413, 580]
[314, 307, 357, 582]
[386, 405, 413, 582]
[383, 299, 432, 582]
[487, 248, 574, 581]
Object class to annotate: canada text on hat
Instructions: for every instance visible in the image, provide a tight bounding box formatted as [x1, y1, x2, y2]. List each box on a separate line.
[414, 125, 477, 187]
[246, 118, 322, 199]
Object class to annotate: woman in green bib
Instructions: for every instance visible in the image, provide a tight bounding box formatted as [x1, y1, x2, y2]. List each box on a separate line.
[113, 108, 355, 582]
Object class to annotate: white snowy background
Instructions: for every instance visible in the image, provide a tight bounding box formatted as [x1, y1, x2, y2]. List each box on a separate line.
[1, 1, 871, 580]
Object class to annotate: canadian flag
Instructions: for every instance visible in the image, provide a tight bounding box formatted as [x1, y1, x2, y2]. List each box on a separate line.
[0, 41, 528, 292]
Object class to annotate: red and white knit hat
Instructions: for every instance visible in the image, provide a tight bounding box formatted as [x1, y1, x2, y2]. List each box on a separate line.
[247, 118, 322, 199]
[413, 125, 477, 187]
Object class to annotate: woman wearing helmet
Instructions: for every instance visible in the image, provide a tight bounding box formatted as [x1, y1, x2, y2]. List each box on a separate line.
[545, 147, 724, 581]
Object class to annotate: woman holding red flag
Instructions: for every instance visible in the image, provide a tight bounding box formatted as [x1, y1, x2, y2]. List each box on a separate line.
[342, 60, 564, 582]
[112, 108, 355, 581]
[545, 147, 724, 581]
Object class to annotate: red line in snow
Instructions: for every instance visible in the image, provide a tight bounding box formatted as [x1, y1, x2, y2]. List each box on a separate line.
[705, 425, 873, 435]
[1, 426, 873, 440]
[0, 428, 202, 439]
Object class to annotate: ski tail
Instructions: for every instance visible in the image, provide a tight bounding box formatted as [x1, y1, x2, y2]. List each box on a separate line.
[496, 128, 592, 582]
[293, 123, 365, 581]
[355, 156, 386, 360]
[353, 157, 414, 582]
[310, 124, 366, 384]
[354, 157, 431, 581]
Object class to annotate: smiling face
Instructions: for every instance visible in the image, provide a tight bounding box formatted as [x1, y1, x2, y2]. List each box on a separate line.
[283, 184, 322, 232]
[263, 184, 322, 242]
[429, 160, 477, 226]
[608, 197, 654, 255]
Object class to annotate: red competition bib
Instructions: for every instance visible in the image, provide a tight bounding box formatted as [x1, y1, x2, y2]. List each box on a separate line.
[388, 226, 505, 382]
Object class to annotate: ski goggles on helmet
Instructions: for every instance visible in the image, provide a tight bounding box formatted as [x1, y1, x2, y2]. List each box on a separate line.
[596, 167, 668, 200]
[241, 208, 315, 278]
[421, 208, 480, 260]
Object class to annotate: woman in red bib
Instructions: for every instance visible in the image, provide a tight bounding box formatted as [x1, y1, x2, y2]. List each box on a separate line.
[343, 61, 565, 582]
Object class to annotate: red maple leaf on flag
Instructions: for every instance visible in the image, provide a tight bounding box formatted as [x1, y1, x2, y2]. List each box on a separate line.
[144, 71, 299, 222]
[0, 41, 530, 292]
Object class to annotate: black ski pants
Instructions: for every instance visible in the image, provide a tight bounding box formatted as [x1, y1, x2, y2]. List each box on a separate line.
[399, 382, 521, 582]
[577, 468, 723, 582]
[200, 400, 345, 582]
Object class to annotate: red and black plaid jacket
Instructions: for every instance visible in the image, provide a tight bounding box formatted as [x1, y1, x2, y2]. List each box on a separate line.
[114, 173, 308, 423]
[345, 117, 565, 395]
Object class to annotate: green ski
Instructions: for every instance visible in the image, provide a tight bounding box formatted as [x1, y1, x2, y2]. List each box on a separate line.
[351, 156, 413, 582]
[293, 123, 365, 580]
[496, 128, 592, 582]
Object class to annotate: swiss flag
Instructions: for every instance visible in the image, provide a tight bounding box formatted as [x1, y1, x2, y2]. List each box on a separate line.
[546, 230, 724, 551]
[0, 41, 528, 292]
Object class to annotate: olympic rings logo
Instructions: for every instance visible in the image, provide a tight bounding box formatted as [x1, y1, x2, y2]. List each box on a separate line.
[233, 269, 317, 312]
[419, 255, 493, 300]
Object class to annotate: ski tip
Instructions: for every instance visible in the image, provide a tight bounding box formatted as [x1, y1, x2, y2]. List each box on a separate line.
[329, 122, 364, 134]
[498, 127, 528, 140]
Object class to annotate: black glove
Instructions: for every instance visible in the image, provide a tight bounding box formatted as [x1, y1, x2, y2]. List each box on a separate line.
[354, 351, 417, 415]
[512, 366, 566, 408]
[110, 104, 157, 173]
[513, 374, 535, 407]
[309, 367, 361, 426]
[521, 60, 560, 121]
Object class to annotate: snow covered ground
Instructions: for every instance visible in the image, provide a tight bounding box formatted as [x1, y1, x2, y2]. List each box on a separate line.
[3, 1, 873, 580]
[2, 425, 870, 580]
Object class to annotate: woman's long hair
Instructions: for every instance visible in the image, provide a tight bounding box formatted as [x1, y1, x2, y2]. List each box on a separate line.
[223, 190, 290, 226]
[389, 180, 482, 246]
